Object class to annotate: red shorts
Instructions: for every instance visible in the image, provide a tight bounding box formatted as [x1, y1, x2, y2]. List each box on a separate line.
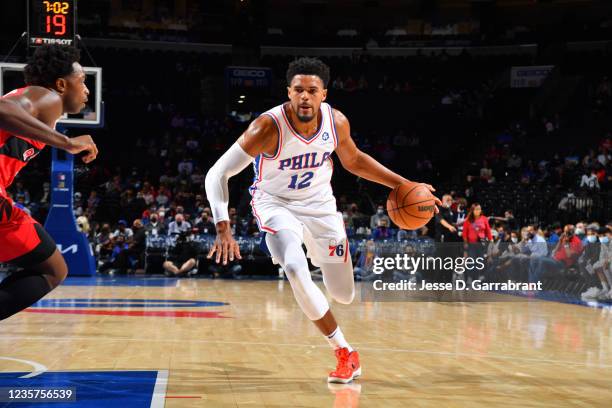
[0, 191, 56, 266]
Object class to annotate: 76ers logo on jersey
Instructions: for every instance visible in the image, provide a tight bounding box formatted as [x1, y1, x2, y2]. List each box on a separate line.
[322, 132, 330, 142]
[328, 239, 345, 257]
[22, 148, 38, 161]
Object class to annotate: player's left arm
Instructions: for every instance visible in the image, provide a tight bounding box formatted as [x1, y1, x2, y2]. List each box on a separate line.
[333, 109, 441, 203]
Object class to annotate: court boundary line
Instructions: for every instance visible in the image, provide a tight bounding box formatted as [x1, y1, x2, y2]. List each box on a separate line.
[0, 356, 48, 378]
[150, 369, 168, 408]
[1, 336, 611, 369]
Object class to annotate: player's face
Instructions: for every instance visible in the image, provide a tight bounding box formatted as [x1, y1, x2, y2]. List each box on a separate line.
[60, 62, 89, 114]
[287, 75, 327, 123]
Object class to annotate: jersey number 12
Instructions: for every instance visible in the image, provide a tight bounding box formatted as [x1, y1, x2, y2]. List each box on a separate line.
[288, 171, 314, 190]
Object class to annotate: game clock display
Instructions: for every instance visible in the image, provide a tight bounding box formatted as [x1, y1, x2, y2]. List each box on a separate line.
[27, 0, 76, 46]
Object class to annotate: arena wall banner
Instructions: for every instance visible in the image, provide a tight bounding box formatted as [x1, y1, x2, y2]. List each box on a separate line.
[44, 147, 96, 277]
[225, 66, 272, 89]
[510, 65, 555, 88]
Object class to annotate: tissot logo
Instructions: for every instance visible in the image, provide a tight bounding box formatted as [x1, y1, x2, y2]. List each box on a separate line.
[31, 38, 73, 45]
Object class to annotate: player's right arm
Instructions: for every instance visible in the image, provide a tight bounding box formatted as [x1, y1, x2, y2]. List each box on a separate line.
[205, 115, 278, 264]
[0, 87, 98, 163]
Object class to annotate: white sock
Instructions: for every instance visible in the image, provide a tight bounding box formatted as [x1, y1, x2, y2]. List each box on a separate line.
[602, 282, 610, 291]
[326, 327, 353, 352]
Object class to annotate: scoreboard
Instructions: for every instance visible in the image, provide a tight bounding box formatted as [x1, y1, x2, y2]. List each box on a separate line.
[27, 0, 77, 47]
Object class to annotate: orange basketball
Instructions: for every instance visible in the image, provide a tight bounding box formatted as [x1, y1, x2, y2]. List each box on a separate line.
[386, 183, 436, 230]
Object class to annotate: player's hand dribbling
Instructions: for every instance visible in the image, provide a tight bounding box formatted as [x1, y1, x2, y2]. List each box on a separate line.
[420, 183, 442, 214]
[66, 135, 98, 163]
[208, 221, 242, 265]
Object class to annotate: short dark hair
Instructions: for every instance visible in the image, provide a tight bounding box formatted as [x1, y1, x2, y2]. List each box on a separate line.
[24, 45, 80, 87]
[286, 57, 330, 88]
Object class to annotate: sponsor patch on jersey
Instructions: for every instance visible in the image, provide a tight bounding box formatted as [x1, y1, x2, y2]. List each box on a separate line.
[23, 148, 37, 161]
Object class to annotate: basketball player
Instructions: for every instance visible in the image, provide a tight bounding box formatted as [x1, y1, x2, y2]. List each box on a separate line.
[0, 45, 98, 320]
[205, 57, 440, 383]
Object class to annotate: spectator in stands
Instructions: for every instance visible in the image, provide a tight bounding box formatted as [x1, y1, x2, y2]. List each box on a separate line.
[111, 220, 134, 240]
[87, 190, 100, 213]
[12, 181, 31, 206]
[156, 186, 171, 207]
[229, 214, 242, 236]
[557, 190, 577, 212]
[462, 203, 492, 281]
[529, 225, 584, 283]
[99, 234, 130, 274]
[95, 223, 113, 261]
[246, 218, 260, 237]
[454, 198, 468, 236]
[597, 146, 610, 167]
[480, 160, 494, 182]
[462, 203, 492, 247]
[490, 210, 517, 231]
[525, 225, 548, 258]
[507, 153, 522, 172]
[344, 203, 366, 232]
[547, 223, 563, 244]
[113, 219, 147, 274]
[146, 212, 166, 236]
[372, 218, 391, 240]
[354, 240, 377, 281]
[580, 168, 600, 190]
[163, 231, 199, 277]
[574, 221, 587, 243]
[581, 226, 612, 300]
[167, 213, 191, 236]
[178, 156, 194, 176]
[435, 194, 459, 242]
[331, 76, 344, 90]
[76, 215, 94, 243]
[190, 166, 205, 185]
[370, 204, 390, 230]
[486, 228, 507, 279]
[141, 182, 156, 206]
[193, 210, 215, 234]
[496, 229, 528, 281]
[131, 218, 146, 246]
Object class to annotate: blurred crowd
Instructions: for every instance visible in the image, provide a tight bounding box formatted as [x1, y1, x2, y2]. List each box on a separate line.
[1, 46, 609, 288]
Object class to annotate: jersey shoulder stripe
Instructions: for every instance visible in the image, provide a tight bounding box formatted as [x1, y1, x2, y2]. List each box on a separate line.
[327, 104, 339, 148]
[260, 112, 283, 160]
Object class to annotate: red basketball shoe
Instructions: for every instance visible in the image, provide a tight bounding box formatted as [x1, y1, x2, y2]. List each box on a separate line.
[327, 348, 361, 384]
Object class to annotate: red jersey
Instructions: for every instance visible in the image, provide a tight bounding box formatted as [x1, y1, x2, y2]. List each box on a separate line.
[462, 215, 493, 243]
[553, 236, 584, 267]
[0, 88, 47, 190]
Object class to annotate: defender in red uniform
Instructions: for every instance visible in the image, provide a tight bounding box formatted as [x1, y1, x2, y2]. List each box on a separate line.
[0, 45, 98, 320]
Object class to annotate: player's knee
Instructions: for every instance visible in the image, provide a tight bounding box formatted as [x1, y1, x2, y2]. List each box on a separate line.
[283, 262, 311, 293]
[48, 259, 68, 288]
[283, 262, 302, 279]
[332, 288, 355, 305]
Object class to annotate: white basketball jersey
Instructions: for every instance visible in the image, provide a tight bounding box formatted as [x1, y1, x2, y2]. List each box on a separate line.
[249, 102, 338, 201]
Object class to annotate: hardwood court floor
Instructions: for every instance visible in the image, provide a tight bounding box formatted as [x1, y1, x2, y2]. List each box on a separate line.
[1, 278, 612, 407]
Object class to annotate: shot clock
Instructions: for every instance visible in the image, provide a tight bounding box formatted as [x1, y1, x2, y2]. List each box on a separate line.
[27, 0, 77, 47]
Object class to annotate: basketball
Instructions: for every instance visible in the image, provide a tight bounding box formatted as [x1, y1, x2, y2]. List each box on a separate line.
[387, 183, 436, 230]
